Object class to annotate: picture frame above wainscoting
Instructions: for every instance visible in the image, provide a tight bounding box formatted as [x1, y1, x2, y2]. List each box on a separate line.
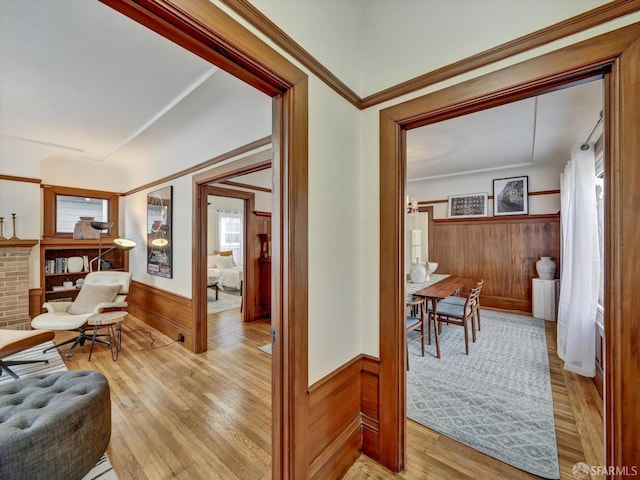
[493, 176, 529, 216]
[447, 193, 488, 218]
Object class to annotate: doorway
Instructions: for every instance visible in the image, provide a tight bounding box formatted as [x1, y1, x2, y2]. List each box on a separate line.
[378, 25, 640, 472]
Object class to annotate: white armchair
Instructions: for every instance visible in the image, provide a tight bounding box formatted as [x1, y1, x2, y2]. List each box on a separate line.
[31, 271, 132, 358]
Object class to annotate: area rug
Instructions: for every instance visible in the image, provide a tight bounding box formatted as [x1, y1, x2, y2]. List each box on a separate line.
[407, 310, 559, 479]
[0, 341, 119, 480]
[207, 288, 242, 314]
[258, 343, 272, 355]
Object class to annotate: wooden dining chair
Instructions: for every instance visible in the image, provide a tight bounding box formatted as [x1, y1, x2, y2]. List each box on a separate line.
[441, 279, 484, 333]
[433, 285, 481, 355]
[406, 297, 426, 369]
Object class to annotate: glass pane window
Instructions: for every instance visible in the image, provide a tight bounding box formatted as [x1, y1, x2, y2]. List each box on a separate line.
[218, 210, 243, 265]
[56, 195, 108, 233]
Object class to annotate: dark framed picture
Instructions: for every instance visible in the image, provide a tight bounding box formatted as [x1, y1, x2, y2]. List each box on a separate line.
[147, 186, 173, 278]
[448, 193, 488, 218]
[493, 176, 529, 216]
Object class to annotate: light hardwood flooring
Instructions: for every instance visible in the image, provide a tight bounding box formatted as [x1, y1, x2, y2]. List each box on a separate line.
[343, 320, 605, 480]
[59, 311, 602, 480]
[60, 308, 272, 480]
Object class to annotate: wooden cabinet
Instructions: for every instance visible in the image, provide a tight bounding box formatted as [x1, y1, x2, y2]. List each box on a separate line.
[40, 239, 129, 310]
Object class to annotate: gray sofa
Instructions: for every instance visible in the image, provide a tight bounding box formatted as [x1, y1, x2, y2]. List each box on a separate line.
[0, 370, 111, 480]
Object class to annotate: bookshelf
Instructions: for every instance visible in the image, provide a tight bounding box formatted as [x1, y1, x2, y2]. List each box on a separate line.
[40, 239, 129, 309]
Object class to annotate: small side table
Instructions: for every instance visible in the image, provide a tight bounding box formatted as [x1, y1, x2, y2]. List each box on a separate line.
[532, 278, 560, 321]
[87, 311, 127, 361]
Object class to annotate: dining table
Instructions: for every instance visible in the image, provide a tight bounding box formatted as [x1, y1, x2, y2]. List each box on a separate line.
[409, 275, 470, 359]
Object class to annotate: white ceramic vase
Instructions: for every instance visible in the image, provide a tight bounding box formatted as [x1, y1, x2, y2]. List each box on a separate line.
[536, 256, 556, 280]
[410, 259, 427, 284]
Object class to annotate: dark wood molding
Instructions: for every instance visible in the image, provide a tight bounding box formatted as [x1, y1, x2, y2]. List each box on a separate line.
[361, 355, 380, 461]
[419, 190, 561, 207]
[433, 213, 559, 225]
[126, 280, 193, 350]
[220, 180, 272, 193]
[220, 0, 361, 109]
[361, 0, 640, 108]
[28, 288, 43, 320]
[101, 2, 309, 479]
[123, 136, 272, 196]
[380, 23, 640, 472]
[222, 0, 639, 110]
[0, 174, 41, 184]
[0, 239, 39, 248]
[254, 210, 272, 217]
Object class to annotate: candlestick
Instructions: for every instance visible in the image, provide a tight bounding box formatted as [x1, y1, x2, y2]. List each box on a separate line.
[0, 217, 5, 240]
[9, 213, 18, 240]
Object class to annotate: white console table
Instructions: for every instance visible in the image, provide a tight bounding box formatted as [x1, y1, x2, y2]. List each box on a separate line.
[532, 278, 560, 321]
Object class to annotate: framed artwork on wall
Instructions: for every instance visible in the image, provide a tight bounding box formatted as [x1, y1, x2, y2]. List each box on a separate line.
[147, 186, 173, 278]
[448, 193, 488, 218]
[493, 176, 529, 216]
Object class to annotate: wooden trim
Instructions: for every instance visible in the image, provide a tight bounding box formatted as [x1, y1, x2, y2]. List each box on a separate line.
[221, 0, 639, 110]
[361, 355, 380, 461]
[41, 184, 120, 239]
[360, 0, 640, 109]
[127, 280, 193, 350]
[220, 180, 272, 193]
[28, 288, 43, 320]
[123, 136, 272, 196]
[433, 213, 559, 225]
[101, 2, 309, 479]
[220, 0, 361, 109]
[0, 174, 41, 184]
[419, 189, 560, 206]
[254, 210, 272, 217]
[307, 354, 364, 479]
[204, 185, 257, 324]
[0, 239, 39, 248]
[379, 24, 640, 472]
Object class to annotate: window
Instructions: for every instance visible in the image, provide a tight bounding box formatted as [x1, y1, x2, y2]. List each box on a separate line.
[595, 168, 604, 310]
[218, 210, 242, 265]
[43, 185, 119, 239]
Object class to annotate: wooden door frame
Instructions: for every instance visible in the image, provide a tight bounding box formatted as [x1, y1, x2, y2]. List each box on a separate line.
[101, 1, 309, 478]
[203, 185, 256, 324]
[379, 24, 640, 471]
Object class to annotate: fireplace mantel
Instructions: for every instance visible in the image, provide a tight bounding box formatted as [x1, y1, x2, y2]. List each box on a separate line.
[0, 239, 39, 248]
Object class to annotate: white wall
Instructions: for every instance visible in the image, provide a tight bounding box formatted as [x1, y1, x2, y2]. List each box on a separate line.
[0, 179, 41, 287]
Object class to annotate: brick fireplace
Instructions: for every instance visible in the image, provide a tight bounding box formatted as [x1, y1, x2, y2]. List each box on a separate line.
[0, 240, 38, 330]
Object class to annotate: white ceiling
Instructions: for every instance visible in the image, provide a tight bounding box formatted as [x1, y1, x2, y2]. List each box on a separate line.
[406, 79, 603, 181]
[0, 1, 604, 185]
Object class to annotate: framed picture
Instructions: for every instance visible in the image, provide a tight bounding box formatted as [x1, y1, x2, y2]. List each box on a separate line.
[448, 193, 488, 218]
[147, 186, 173, 278]
[493, 176, 529, 216]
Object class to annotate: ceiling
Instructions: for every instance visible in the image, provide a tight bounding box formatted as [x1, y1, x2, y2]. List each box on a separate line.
[0, 1, 603, 186]
[406, 79, 603, 182]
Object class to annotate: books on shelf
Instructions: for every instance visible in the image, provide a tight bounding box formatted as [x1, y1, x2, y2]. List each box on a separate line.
[45, 255, 93, 275]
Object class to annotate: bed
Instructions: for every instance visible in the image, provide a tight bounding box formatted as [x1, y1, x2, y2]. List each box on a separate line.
[207, 255, 243, 291]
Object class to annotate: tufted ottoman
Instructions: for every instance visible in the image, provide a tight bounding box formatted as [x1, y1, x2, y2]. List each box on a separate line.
[0, 370, 111, 480]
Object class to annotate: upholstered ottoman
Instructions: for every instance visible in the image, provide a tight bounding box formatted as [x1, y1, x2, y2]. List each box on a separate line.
[0, 370, 111, 480]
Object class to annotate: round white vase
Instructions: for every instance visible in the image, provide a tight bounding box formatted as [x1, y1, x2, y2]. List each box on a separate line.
[536, 256, 556, 280]
[410, 260, 427, 284]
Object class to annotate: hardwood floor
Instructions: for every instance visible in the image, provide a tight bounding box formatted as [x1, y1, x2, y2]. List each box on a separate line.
[59, 310, 601, 480]
[61, 308, 272, 480]
[343, 319, 605, 480]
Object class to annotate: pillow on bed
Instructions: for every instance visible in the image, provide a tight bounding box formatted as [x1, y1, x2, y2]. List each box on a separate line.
[214, 250, 233, 257]
[207, 255, 217, 268]
[68, 284, 120, 314]
[214, 254, 234, 269]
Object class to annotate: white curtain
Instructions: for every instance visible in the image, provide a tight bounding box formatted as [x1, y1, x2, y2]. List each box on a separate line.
[557, 143, 600, 377]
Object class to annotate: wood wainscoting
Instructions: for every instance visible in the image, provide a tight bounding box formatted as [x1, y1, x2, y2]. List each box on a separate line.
[307, 354, 381, 479]
[432, 214, 560, 312]
[127, 281, 193, 350]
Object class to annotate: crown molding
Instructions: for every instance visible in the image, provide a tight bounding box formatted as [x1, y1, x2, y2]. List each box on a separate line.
[220, 0, 362, 108]
[222, 0, 639, 110]
[220, 180, 272, 193]
[0, 174, 41, 185]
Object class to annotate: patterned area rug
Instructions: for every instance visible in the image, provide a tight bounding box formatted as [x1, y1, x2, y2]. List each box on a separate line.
[0, 341, 119, 480]
[407, 310, 559, 479]
[207, 288, 242, 314]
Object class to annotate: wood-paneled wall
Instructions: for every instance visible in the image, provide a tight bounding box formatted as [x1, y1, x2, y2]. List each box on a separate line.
[432, 214, 560, 312]
[306, 355, 381, 479]
[127, 280, 193, 350]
